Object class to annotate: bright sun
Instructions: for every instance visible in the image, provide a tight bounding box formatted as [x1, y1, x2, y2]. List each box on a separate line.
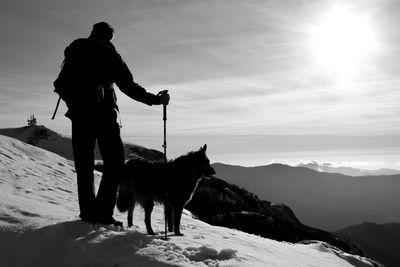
[310, 6, 377, 78]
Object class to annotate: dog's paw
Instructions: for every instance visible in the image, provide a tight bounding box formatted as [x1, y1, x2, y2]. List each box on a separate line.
[174, 232, 184, 236]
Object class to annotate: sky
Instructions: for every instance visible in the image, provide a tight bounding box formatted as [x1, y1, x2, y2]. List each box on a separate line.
[0, 0, 399, 169]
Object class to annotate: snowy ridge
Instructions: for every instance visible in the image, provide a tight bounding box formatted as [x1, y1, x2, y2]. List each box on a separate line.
[0, 125, 165, 162]
[0, 135, 381, 266]
[0, 125, 77, 161]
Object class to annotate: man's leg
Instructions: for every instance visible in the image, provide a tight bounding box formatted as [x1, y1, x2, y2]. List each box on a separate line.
[72, 118, 97, 222]
[95, 111, 125, 224]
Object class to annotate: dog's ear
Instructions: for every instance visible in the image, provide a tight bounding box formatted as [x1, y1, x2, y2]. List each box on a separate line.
[201, 144, 207, 153]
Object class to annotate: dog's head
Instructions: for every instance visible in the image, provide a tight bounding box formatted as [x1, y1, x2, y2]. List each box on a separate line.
[195, 144, 216, 179]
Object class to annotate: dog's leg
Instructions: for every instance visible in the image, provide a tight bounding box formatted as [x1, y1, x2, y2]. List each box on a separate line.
[165, 206, 173, 232]
[143, 198, 156, 235]
[173, 206, 184, 236]
[127, 201, 135, 228]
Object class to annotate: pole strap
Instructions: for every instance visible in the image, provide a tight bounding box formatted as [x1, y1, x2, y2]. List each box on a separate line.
[51, 96, 62, 120]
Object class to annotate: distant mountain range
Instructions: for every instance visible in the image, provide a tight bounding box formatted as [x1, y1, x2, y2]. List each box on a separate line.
[3, 126, 400, 233]
[212, 162, 400, 232]
[2, 126, 400, 233]
[336, 222, 400, 267]
[299, 160, 400, 176]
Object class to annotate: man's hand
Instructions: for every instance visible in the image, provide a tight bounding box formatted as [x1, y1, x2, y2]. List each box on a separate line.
[156, 90, 170, 105]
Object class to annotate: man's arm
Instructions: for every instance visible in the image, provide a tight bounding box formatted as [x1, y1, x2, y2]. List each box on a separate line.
[115, 60, 159, 105]
[110, 45, 167, 105]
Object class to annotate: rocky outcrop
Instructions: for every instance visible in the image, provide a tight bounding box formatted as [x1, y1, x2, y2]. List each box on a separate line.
[186, 177, 364, 257]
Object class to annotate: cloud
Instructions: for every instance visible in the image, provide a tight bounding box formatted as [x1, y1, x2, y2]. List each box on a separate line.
[126, 65, 399, 137]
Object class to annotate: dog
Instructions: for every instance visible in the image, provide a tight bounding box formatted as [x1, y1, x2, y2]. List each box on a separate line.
[117, 144, 215, 236]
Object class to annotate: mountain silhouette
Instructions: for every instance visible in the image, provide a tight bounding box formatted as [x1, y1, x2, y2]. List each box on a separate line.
[0, 125, 369, 259]
[336, 222, 400, 267]
[212, 162, 400, 231]
[299, 161, 400, 176]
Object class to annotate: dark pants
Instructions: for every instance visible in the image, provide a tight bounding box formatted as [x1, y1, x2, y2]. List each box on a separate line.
[71, 108, 124, 221]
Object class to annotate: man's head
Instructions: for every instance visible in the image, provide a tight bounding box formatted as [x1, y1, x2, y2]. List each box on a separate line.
[90, 22, 114, 42]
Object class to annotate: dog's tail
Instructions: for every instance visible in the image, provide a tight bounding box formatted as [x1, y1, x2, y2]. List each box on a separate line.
[116, 181, 134, 212]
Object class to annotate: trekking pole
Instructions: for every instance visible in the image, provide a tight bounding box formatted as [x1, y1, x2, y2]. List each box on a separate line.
[162, 102, 169, 241]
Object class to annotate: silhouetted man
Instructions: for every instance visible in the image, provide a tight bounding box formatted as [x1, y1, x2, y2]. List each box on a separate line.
[54, 22, 170, 226]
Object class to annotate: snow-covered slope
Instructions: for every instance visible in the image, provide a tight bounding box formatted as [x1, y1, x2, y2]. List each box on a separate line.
[0, 134, 83, 230]
[0, 135, 380, 266]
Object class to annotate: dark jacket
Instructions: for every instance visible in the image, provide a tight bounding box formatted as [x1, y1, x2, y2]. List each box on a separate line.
[54, 38, 157, 118]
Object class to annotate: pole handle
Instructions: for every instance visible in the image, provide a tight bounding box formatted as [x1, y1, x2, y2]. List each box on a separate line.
[163, 103, 167, 121]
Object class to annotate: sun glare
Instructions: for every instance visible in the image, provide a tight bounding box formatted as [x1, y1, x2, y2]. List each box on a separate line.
[310, 5, 377, 78]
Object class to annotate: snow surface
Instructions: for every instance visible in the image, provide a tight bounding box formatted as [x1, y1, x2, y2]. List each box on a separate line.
[0, 135, 379, 266]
